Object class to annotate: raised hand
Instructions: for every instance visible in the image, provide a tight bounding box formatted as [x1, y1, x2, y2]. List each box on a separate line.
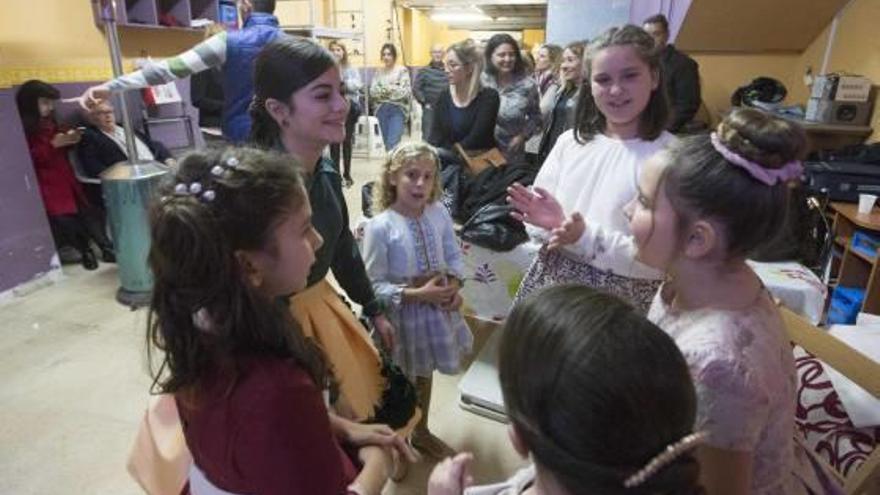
[506, 183, 565, 231]
[549, 212, 586, 250]
[79, 84, 111, 110]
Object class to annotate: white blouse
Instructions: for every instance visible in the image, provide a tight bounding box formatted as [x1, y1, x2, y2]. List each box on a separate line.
[528, 129, 675, 279]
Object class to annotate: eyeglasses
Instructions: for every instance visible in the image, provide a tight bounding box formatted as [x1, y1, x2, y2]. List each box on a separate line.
[444, 62, 462, 70]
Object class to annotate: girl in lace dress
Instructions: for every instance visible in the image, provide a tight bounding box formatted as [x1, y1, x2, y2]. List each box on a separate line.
[363, 142, 472, 458]
[629, 108, 830, 494]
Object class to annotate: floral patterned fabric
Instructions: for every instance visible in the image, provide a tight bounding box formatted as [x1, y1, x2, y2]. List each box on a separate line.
[794, 346, 880, 478]
[514, 246, 661, 313]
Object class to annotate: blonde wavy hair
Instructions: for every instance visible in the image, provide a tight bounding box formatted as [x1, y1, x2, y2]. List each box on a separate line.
[447, 39, 484, 104]
[376, 142, 443, 211]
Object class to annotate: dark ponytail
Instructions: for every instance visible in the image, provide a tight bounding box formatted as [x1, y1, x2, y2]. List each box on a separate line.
[250, 36, 338, 148]
[500, 285, 702, 494]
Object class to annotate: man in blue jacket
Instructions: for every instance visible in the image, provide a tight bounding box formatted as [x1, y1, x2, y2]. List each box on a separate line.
[81, 0, 282, 143]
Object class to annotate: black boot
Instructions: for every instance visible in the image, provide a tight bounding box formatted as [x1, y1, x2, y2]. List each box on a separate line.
[81, 250, 98, 270]
[100, 246, 116, 263]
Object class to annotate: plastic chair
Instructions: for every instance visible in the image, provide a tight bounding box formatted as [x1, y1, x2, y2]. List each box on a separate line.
[352, 115, 385, 159]
[67, 150, 100, 185]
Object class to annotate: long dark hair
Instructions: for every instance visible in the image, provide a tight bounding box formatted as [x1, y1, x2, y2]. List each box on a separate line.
[147, 147, 327, 398]
[500, 285, 702, 494]
[573, 25, 669, 144]
[249, 37, 338, 149]
[15, 79, 60, 136]
[484, 33, 526, 78]
[662, 108, 807, 259]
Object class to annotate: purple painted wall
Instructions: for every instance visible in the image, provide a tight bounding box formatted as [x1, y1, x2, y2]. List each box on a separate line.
[0, 89, 58, 294]
[0, 78, 201, 294]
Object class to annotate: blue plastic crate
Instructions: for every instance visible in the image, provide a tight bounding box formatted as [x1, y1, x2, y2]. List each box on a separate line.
[827, 285, 866, 325]
[851, 230, 880, 261]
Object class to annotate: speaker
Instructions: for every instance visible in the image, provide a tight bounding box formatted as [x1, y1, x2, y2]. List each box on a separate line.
[805, 98, 872, 126]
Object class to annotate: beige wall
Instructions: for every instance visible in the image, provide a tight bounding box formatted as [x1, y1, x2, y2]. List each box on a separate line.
[790, 0, 880, 141]
[690, 53, 800, 125]
[0, 0, 204, 88]
[522, 29, 546, 50]
[690, 0, 879, 140]
[0, 0, 546, 86]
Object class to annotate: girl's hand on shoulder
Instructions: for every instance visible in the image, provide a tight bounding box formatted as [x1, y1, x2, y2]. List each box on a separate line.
[372, 314, 396, 351]
[548, 212, 585, 250]
[428, 453, 474, 495]
[506, 183, 565, 231]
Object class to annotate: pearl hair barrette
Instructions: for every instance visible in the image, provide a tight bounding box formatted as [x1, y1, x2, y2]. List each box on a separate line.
[622, 431, 707, 488]
[172, 156, 241, 203]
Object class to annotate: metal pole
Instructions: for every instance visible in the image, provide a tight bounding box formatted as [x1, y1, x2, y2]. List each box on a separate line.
[96, 0, 168, 308]
[100, 0, 139, 163]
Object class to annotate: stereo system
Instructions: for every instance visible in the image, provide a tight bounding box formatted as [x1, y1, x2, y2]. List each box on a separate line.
[805, 75, 873, 126]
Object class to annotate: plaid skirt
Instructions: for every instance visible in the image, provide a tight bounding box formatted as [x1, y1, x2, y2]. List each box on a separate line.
[390, 301, 473, 378]
[513, 247, 662, 314]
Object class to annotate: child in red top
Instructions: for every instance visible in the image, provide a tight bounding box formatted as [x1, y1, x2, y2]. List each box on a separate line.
[148, 148, 412, 495]
[15, 80, 114, 269]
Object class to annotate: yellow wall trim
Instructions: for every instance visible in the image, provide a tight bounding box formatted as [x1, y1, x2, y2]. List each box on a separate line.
[0, 66, 136, 89]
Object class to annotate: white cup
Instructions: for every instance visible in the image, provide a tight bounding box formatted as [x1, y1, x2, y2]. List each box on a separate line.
[858, 194, 877, 214]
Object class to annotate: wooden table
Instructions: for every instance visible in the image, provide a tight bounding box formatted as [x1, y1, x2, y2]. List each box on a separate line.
[830, 202, 880, 314]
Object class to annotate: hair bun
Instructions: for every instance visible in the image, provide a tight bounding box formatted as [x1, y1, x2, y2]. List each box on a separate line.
[716, 108, 807, 170]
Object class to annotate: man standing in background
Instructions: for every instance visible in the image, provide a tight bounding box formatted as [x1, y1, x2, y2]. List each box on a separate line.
[643, 14, 702, 133]
[81, 0, 281, 143]
[413, 44, 449, 142]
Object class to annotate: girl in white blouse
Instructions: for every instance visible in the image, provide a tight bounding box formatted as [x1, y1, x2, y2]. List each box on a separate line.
[508, 25, 673, 312]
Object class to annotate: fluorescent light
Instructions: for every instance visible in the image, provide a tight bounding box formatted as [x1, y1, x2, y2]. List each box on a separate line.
[430, 11, 491, 23]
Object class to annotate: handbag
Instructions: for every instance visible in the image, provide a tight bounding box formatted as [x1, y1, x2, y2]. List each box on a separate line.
[359, 316, 418, 429]
[454, 143, 507, 176]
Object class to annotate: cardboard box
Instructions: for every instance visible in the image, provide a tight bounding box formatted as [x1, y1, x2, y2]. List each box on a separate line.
[805, 98, 872, 125]
[810, 75, 872, 102]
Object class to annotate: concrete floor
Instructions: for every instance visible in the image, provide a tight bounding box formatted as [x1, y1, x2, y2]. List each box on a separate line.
[0, 150, 525, 494]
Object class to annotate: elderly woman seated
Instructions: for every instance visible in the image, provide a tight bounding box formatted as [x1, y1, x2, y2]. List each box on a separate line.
[77, 100, 174, 176]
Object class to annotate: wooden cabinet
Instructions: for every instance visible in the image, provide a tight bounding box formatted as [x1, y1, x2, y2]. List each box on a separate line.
[91, 0, 221, 30]
[830, 202, 880, 314]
